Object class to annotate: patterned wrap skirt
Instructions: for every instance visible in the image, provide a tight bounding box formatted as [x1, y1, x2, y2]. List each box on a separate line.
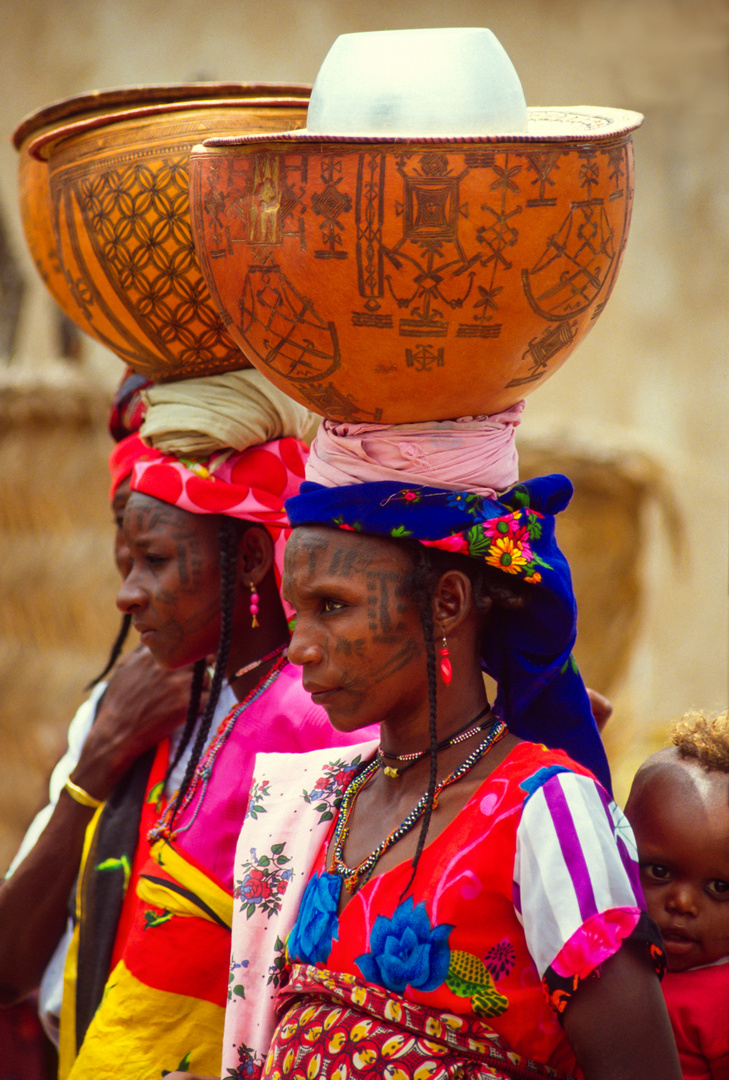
[262, 964, 575, 1080]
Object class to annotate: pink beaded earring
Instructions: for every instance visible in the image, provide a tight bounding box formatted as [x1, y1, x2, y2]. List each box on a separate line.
[249, 582, 260, 629]
[439, 631, 452, 685]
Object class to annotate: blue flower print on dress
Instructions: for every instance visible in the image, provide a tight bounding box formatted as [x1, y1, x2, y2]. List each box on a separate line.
[355, 896, 453, 994]
[287, 872, 341, 964]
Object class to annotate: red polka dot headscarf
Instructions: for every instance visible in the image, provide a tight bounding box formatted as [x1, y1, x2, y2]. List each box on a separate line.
[130, 437, 309, 619]
[109, 433, 148, 501]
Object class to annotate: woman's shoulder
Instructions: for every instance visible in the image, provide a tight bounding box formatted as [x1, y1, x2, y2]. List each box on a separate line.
[497, 738, 602, 788]
[443, 738, 609, 843]
[476, 738, 615, 829]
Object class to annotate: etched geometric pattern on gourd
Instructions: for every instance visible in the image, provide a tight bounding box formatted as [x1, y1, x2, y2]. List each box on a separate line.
[222, 151, 342, 389]
[354, 150, 389, 325]
[75, 155, 241, 375]
[383, 151, 481, 343]
[238, 263, 341, 385]
[294, 379, 383, 423]
[507, 318, 578, 390]
[237, 144, 627, 398]
[349, 149, 529, 351]
[190, 127, 634, 421]
[311, 154, 352, 259]
[521, 146, 618, 323]
[458, 150, 524, 342]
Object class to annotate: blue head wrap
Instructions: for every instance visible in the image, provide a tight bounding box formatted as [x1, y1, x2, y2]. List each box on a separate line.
[285, 474, 610, 792]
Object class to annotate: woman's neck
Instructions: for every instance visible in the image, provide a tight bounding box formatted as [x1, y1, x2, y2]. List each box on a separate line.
[225, 574, 291, 701]
[378, 679, 489, 760]
[227, 626, 289, 700]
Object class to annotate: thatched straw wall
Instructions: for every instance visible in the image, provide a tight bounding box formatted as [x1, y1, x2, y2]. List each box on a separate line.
[0, 368, 120, 871]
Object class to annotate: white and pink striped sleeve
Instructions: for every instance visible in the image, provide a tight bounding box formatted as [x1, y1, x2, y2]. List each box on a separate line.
[513, 766, 649, 985]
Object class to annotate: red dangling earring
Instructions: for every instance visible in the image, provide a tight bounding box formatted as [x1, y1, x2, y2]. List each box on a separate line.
[249, 582, 260, 629]
[439, 631, 452, 685]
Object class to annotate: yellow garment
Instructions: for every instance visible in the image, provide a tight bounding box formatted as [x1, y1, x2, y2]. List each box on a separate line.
[65, 961, 225, 1080]
[60, 835, 233, 1080]
[137, 840, 233, 929]
[58, 804, 104, 1080]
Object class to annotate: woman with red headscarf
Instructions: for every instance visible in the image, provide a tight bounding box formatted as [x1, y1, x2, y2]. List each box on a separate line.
[0, 372, 196, 1051]
[55, 413, 377, 1079]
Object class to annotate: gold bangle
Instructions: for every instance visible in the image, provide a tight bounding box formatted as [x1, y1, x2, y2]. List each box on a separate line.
[64, 778, 103, 809]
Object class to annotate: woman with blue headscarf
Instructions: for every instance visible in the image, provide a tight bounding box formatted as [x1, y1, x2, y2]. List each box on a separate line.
[214, 412, 681, 1080]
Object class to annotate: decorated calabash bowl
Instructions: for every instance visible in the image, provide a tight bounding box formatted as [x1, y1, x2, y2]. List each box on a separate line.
[189, 108, 641, 422]
[14, 84, 310, 382]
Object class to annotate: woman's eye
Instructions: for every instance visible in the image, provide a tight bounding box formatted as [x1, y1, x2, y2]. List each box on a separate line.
[322, 598, 345, 614]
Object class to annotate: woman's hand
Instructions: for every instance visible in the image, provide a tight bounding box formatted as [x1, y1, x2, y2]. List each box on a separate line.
[0, 647, 204, 1004]
[562, 943, 681, 1080]
[70, 646, 207, 800]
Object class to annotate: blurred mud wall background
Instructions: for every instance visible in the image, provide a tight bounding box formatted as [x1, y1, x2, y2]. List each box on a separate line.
[0, 0, 726, 870]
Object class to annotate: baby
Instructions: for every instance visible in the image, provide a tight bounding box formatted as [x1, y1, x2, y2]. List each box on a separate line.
[625, 709, 729, 1079]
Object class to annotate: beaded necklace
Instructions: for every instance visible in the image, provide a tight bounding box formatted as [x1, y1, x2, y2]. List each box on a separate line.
[377, 703, 491, 778]
[150, 654, 289, 842]
[329, 717, 507, 893]
[228, 642, 287, 684]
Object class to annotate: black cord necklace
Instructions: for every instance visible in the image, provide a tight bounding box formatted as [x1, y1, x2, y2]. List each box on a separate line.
[332, 716, 507, 891]
[377, 703, 491, 779]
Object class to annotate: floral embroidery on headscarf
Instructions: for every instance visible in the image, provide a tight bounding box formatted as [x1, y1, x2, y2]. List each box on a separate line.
[422, 506, 550, 584]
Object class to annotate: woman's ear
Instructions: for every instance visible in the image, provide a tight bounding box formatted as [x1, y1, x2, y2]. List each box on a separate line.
[432, 569, 474, 634]
[235, 525, 275, 587]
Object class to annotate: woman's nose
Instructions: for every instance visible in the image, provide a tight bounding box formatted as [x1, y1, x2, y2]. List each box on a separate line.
[116, 569, 144, 614]
[287, 617, 324, 667]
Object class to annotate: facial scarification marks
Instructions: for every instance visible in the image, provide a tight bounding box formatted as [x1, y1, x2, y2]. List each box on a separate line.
[125, 500, 221, 642]
[366, 574, 378, 634]
[327, 543, 378, 577]
[363, 569, 416, 647]
[334, 637, 366, 658]
[140, 503, 206, 593]
[172, 529, 206, 591]
[303, 536, 330, 579]
[376, 571, 393, 637]
[283, 529, 426, 713]
[284, 529, 330, 584]
[371, 638, 423, 682]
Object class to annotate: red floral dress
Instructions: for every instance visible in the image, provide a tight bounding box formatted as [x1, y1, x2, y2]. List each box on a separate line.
[280, 742, 662, 1077]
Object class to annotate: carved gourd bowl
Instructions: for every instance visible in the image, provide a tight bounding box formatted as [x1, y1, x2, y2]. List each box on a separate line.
[190, 109, 641, 422]
[14, 84, 310, 382]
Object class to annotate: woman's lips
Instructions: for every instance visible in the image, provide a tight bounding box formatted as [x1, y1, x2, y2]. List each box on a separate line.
[307, 685, 340, 705]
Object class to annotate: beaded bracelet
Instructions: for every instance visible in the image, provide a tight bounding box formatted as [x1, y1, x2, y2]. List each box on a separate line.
[64, 778, 103, 809]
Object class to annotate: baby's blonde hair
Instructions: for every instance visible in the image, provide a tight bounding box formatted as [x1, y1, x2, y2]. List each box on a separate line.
[671, 709, 729, 773]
